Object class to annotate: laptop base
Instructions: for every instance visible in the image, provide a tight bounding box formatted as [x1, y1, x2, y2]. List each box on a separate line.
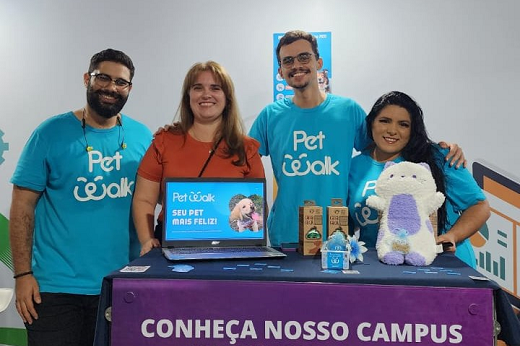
[162, 246, 286, 261]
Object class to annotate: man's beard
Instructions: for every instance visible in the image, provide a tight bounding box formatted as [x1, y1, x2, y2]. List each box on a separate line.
[86, 85, 128, 119]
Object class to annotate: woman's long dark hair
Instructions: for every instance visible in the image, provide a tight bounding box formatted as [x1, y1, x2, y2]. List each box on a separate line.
[366, 91, 447, 233]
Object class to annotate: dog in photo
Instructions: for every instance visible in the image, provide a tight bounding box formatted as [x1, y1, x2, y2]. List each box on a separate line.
[229, 198, 262, 232]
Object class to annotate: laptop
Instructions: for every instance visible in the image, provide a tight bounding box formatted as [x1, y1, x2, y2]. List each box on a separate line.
[161, 177, 286, 261]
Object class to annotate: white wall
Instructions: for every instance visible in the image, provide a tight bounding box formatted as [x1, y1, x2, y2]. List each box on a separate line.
[1, 0, 519, 341]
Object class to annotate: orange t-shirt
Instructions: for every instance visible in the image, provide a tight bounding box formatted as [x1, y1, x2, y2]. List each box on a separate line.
[137, 130, 265, 220]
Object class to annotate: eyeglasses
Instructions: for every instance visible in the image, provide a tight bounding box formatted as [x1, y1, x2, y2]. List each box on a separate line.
[90, 73, 132, 89]
[279, 52, 315, 68]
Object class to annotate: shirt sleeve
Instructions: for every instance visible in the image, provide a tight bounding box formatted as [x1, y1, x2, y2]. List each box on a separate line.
[244, 136, 266, 178]
[136, 132, 165, 182]
[352, 102, 371, 152]
[439, 148, 486, 212]
[248, 108, 269, 157]
[10, 127, 49, 192]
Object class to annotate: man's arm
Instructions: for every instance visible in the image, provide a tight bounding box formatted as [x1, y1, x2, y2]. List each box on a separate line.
[9, 185, 42, 324]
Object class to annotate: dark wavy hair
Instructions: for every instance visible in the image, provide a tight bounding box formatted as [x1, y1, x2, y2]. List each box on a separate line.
[366, 91, 447, 233]
[88, 48, 135, 80]
[276, 30, 320, 66]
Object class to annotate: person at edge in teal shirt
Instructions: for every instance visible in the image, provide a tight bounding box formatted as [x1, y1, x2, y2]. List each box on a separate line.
[348, 91, 490, 268]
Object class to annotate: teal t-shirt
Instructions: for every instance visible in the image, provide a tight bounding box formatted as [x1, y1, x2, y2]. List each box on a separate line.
[11, 112, 152, 294]
[249, 94, 369, 246]
[347, 148, 486, 268]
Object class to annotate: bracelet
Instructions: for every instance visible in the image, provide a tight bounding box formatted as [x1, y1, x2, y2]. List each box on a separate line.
[13, 271, 33, 279]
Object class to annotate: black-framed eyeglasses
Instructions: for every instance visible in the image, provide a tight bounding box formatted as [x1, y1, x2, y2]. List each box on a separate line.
[90, 73, 132, 89]
[279, 52, 315, 68]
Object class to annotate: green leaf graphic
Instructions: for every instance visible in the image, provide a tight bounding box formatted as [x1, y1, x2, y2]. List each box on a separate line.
[0, 213, 13, 272]
[0, 327, 27, 346]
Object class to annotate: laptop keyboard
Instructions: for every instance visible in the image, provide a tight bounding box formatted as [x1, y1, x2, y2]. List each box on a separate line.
[170, 247, 268, 254]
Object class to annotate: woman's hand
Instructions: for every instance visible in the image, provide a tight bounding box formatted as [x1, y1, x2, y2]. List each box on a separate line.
[436, 233, 457, 253]
[140, 238, 161, 256]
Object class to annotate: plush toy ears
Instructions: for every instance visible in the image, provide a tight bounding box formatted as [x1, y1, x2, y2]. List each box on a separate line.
[419, 162, 431, 171]
[383, 161, 396, 170]
[383, 161, 432, 172]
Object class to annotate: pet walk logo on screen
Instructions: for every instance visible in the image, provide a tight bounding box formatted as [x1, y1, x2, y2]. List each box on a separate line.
[170, 190, 217, 226]
[164, 179, 266, 240]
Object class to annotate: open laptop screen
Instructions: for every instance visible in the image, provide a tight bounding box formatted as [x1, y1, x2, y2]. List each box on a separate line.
[163, 178, 267, 247]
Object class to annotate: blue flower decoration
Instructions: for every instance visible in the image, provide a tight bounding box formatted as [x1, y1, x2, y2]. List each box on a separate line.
[347, 235, 368, 263]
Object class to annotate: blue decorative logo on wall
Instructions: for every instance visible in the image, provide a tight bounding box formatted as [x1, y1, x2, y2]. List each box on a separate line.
[0, 129, 9, 165]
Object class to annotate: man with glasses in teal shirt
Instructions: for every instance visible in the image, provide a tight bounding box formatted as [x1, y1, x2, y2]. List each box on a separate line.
[9, 49, 152, 346]
[249, 30, 464, 248]
[249, 30, 370, 247]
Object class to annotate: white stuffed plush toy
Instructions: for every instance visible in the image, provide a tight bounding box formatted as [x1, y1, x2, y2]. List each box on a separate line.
[366, 161, 445, 266]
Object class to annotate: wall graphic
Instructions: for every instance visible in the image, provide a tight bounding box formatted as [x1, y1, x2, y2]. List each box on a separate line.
[471, 162, 520, 311]
[0, 129, 25, 346]
[0, 131, 8, 165]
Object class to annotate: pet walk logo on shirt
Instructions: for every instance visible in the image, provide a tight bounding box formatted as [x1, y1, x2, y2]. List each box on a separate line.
[354, 180, 379, 228]
[73, 150, 133, 202]
[282, 130, 340, 177]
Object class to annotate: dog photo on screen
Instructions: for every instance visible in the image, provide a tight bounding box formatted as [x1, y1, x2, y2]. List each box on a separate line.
[229, 194, 264, 232]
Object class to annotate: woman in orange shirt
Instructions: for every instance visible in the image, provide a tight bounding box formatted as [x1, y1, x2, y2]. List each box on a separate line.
[133, 61, 265, 255]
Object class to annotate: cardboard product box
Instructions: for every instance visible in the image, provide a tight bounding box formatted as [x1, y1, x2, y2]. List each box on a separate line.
[326, 198, 349, 240]
[298, 200, 323, 255]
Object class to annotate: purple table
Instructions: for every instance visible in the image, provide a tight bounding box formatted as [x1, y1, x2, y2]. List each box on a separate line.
[95, 249, 520, 346]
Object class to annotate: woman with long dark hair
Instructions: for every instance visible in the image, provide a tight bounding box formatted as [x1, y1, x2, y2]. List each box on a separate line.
[348, 91, 490, 267]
